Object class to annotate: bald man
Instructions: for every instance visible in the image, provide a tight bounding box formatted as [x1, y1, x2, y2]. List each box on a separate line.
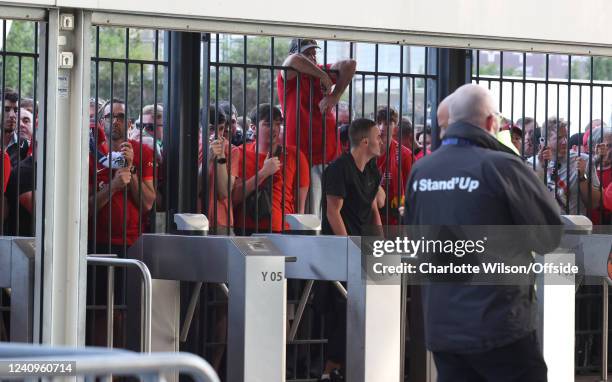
[436, 94, 452, 138]
[404, 84, 561, 382]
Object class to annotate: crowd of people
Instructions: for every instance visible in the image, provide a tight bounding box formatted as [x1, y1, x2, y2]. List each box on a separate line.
[4, 37, 612, 380]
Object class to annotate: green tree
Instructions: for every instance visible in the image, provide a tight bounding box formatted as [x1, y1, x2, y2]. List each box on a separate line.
[1, 20, 37, 98]
[210, 36, 290, 117]
[90, 27, 165, 120]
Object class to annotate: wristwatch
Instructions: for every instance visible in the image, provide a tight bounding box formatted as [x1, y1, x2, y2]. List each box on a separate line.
[216, 157, 227, 164]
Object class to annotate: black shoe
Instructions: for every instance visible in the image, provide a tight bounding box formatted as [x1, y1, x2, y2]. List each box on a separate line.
[319, 368, 344, 382]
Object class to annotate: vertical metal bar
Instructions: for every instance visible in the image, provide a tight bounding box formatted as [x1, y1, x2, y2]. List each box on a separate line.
[138, 64, 144, 236]
[281, 69, 287, 232]
[228, 67, 233, 235]
[521, 53, 526, 157]
[555, 84, 563, 213]
[475, 50, 480, 84]
[423, 48, 428, 157]
[108, 62, 114, 253]
[599, 85, 604, 224]
[602, 280, 609, 381]
[384, 76, 391, 225]
[213, 34, 219, 230]
[588, 56, 594, 213]
[91, 25, 101, 342]
[348, 42, 354, 123]
[411, 76, 416, 161]
[577, 85, 582, 212]
[308, 78, 313, 215]
[1, 19, 6, 234]
[361, 73, 365, 118]
[269, 37, 274, 233]
[150, 33, 161, 225]
[106, 266, 115, 348]
[374, 44, 378, 119]
[201, 33, 211, 223]
[533, 82, 538, 171]
[397, 45, 404, 225]
[123, 28, 130, 257]
[499, 51, 503, 112]
[255, 68, 260, 233]
[543, 55, 549, 186]
[567, 57, 572, 216]
[295, 40, 301, 222]
[31, 21, 39, 236]
[241, 36, 247, 232]
[16, 56, 23, 234]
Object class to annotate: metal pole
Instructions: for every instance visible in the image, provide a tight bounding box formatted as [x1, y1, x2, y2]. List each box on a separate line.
[106, 266, 115, 348]
[602, 279, 609, 382]
[87, 257, 152, 353]
[288, 279, 314, 342]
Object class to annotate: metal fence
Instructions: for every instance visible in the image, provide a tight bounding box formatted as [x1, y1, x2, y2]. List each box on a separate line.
[472, 50, 612, 374]
[0, 17, 39, 342]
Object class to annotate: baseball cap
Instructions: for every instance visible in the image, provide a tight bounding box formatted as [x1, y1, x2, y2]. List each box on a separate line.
[289, 38, 320, 54]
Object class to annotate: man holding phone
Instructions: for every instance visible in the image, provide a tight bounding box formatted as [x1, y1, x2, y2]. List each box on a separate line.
[231, 103, 309, 235]
[528, 117, 601, 215]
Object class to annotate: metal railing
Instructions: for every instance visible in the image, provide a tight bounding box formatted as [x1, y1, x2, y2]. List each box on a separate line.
[0, 344, 219, 382]
[87, 255, 152, 353]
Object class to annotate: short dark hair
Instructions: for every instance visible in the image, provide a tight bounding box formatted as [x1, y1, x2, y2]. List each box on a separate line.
[349, 118, 376, 148]
[204, 104, 227, 127]
[249, 103, 283, 127]
[98, 97, 125, 119]
[218, 101, 237, 118]
[399, 117, 413, 137]
[376, 106, 399, 125]
[339, 123, 350, 145]
[1, 88, 19, 103]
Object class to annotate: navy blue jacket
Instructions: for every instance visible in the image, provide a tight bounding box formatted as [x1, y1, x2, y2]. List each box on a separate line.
[404, 121, 562, 353]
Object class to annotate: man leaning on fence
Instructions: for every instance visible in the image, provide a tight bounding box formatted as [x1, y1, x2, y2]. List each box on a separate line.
[278, 38, 356, 218]
[231, 103, 309, 235]
[88, 98, 156, 254]
[527, 117, 601, 216]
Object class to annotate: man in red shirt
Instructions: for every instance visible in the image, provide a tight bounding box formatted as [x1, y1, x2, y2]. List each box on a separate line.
[88, 98, 156, 254]
[277, 39, 356, 218]
[231, 104, 309, 235]
[591, 126, 612, 224]
[376, 107, 413, 225]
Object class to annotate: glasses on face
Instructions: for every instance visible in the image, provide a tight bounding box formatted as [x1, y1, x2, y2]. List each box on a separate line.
[104, 113, 126, 121]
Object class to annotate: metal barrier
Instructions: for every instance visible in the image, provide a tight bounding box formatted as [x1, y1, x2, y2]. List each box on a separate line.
[258, 234, 402, 382]
[87, 255, 153, 353]
[128, 234, 288, 382]
[0, 344, 219, 382]
[0, 237, 34, 342]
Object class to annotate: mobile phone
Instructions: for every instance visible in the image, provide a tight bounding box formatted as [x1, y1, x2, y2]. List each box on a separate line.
[539, 137, 545, 146]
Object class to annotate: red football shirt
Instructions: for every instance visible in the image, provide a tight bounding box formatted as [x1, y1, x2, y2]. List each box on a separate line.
[377, 140, 413, 225]
[89, 140, 155, 246]
[3, 151, 10, 192]
[231, 142, 309, 232]
[277, 65, 338, 166]
[591, 166, 612, 224]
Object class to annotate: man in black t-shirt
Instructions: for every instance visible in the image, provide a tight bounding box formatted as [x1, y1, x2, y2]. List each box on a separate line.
[4, 155, 34, 236]
[322, 118, 382, 235]
[316, 118, 383, 382]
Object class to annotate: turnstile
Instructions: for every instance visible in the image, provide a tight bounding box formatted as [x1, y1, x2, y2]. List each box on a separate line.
[127, 234, 287, 382]
[258, 234, 402, 382]
[0, 237, 35, 342]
